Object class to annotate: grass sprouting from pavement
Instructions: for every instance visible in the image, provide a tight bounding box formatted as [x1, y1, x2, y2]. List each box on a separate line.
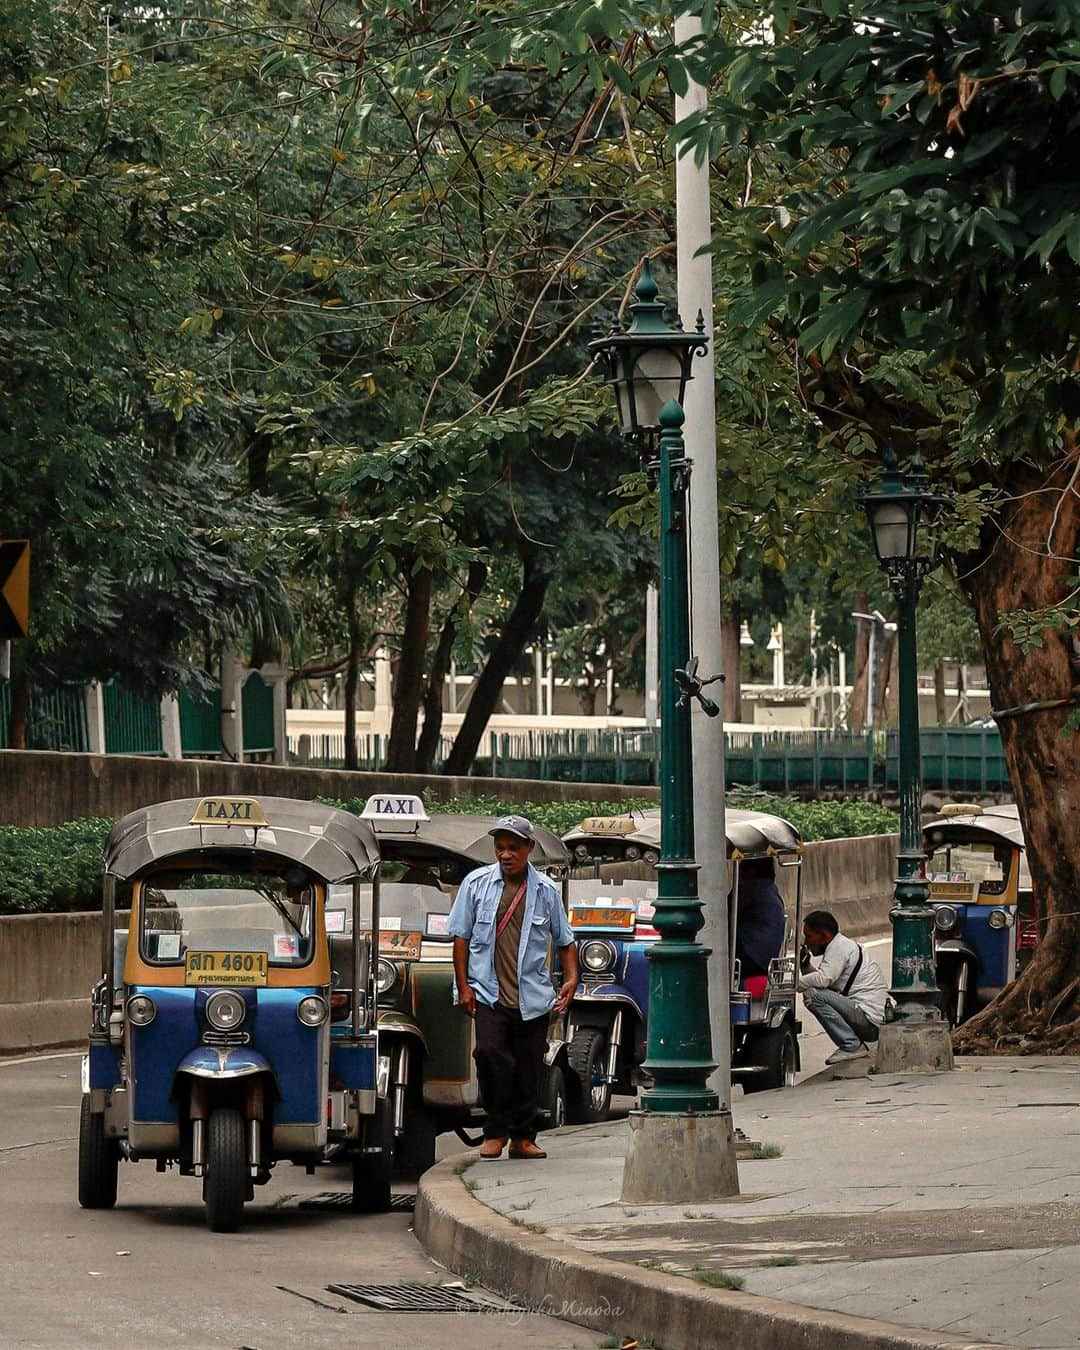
[761, 1256, 800, 1267]
[692, 1267, 745, 1291]
[453, 1157, 477, 1176]
[746, 1143, 783, 1160]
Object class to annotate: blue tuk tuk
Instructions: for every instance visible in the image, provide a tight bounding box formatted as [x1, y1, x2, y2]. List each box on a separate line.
[78, 795, 383, 1231]
[563, 806, 804, 1111]
[923, 803, 1037, 1025]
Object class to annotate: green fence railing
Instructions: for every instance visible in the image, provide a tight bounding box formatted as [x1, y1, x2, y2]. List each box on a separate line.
[103, 683, 164, 755]
[179, 685, 222, 757]
[241, 672, 275, 758]
[0, 681, 89, 752]
[885, 725, 1011, 794]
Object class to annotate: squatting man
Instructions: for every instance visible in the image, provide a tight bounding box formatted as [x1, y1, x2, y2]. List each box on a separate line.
[448, 816, 579, 1159]
[798, 909, 889, 1064]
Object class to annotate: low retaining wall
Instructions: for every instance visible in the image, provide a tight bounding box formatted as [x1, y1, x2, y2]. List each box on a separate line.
[0, 834, 898, 1055]
[0, 749, 658, 829]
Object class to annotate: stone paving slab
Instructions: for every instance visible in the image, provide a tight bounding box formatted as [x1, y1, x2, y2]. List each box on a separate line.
[464, 1057, 1080, 1347]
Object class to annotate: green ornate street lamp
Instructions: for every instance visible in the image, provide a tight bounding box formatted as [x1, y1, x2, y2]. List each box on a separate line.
[589, 262, 727, 1140]
[859, 448, 951, 1036]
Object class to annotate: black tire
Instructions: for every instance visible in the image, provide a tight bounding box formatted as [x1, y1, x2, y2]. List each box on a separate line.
[394, 1106, 437, 1180]
[938, 960, 974, 1027]
[78, 1095, 118, 1210]
[741, 1024, 799, 1094]
[539, 1064, 567, 1131]
[203, 1108, 247, 1233]
[352, 1097, 393, 1212]
[565, 1029, 612, 1124]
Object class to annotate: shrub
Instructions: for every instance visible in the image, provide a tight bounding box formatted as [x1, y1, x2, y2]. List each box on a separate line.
[0, 818, 112, 915]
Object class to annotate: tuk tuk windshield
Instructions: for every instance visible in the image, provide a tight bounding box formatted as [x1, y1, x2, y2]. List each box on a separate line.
[139, 868, 316, 967]
[928, 841, 1009, 894]
[328, 867, 455, 941]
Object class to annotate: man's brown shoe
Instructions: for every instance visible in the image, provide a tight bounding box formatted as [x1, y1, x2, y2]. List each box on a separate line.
[479, 1137, 506, 1159]
[508, 1139, 547, 1159]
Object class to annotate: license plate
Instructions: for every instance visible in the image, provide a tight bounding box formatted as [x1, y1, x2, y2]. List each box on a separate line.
[570, 906, 635, 930]
[184, 950, 268, 986]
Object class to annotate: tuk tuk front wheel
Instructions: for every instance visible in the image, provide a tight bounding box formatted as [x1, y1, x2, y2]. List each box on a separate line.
[539, 1064, 567, 1131]
[203, 1108, 247, 1233]
[78, 1095, 118, 1209]
[566, 1029, 612, 1124]
[741, 1024, 798, 1094]
[352, 1098, 393, 1213]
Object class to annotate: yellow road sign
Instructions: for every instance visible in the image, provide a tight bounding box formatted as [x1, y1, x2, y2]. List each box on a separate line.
[0, 541, 29, 640]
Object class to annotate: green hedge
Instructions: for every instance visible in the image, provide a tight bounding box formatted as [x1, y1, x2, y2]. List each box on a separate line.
[0, 791, 898, 916]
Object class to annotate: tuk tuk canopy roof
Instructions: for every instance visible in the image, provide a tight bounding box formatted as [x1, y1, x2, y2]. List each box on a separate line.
[103, 796, 380, 883]
[922, 804, 1026, 852]
[565, 806, 802, 858]
[370, 813, 569, 872]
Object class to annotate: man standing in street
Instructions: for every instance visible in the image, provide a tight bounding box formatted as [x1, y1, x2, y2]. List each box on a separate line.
[448, 815, 579, 1159]
[798, 910, 889, 1064]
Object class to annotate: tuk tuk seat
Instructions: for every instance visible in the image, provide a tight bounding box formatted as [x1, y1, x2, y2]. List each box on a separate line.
[742, 974, 769, 1000]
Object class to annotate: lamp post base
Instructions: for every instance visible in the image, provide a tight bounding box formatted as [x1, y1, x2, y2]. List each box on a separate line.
[620, 1109, 739, 1204]
[874, 1020, 954, 1074]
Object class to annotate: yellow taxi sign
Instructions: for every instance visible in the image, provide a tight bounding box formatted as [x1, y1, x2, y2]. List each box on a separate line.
[189, 796, 269, 827]
[0, 540, 30, 640]
[580, 815, 636, 836]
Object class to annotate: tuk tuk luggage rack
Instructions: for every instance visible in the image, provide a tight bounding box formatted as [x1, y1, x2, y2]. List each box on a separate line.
[299, 1191, 415, 1212]
[327, 1283, 515, 1313]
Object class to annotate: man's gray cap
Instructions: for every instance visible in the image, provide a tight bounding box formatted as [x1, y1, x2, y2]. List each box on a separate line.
[488, 814, 535, 843]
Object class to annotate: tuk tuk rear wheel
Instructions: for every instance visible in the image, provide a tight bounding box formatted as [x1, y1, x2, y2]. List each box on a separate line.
[566, 1029, 612, 1124]
[352, 1098, 393, 1212]
[78, 1095, 118, 1209]
[741, 1024, 798, 1094]
[204, 1108, 247, 1233]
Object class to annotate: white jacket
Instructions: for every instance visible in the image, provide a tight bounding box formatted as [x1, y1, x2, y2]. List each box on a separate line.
[798, 932, 889, 1025]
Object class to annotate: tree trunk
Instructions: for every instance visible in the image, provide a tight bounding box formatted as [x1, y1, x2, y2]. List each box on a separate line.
[953, 451, 1080, 1055]
[443, 547, 550, 776]
[877, 620, 898, 726]
[343, 585, 361, 771]
[848, 594, 870, 728]
[722, 605, 742, 723]
[933, 661, 948, 724]
[416, 560, 488, 775]
[385, 564, 433, 772]
[578, 677, 598, 716]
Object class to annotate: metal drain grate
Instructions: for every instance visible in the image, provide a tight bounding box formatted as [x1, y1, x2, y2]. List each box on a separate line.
[298, 1192, 415, 1212]
[328, 1283, 498, 1313]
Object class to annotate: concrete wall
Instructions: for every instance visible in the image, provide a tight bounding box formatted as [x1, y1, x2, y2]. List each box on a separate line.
[0, 834, 899, 1055]
[0, 749, 658, 829]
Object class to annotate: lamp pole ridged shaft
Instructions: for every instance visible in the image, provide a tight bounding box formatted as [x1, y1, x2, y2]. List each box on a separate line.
[641, 400, 718, 1112]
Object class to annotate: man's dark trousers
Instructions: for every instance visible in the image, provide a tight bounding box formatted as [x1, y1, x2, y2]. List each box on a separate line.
[474, 1002, 549, 1141]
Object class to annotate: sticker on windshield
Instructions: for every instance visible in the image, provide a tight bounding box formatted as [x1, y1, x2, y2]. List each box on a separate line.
[157, 933, 181, 960]
[378, 916, 402, 931]
[326, 909, 347, 934]
[274, 934, 299, 959]
[426, 913, 450, 936]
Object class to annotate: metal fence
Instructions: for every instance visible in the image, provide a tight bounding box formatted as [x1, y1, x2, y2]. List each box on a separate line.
[488, 725, 1010, 795]
[0, 682, 88, 752]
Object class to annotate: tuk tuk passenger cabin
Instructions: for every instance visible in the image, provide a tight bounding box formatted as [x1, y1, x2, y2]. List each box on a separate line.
[79, 796, 382, 1231]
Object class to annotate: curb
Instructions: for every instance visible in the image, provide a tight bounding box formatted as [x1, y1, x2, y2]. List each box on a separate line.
[415, 1156, 1001, 1350]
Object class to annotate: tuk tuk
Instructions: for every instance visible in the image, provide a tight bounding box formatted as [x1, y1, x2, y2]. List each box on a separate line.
[923, 803, 1036, 1026]
[328, 797, 573, 1175]
[563, 807, 804, 1108]
[78, 795, 383, 1231]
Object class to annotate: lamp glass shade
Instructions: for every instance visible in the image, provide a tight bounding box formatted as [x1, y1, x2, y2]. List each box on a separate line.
[739, 621, 754, 648]
[869, 500, 913, 561]
[620, 345, 685, 435]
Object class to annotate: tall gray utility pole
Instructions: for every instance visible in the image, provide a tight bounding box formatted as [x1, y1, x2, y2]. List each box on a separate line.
[674, 10, 733, 1117]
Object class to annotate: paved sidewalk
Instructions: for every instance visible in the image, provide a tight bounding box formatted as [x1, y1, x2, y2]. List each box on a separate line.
[418, 1057, 1080, 1349]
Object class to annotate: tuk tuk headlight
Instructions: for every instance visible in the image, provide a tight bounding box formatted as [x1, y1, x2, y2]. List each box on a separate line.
[376, 959, 398, 995]
[296, 995, 329, 1027]
[580, 939, 616, 974]
[988, 908, 1011, 930]
[934, 905, 958, 933]
[127, 994, 156, 1027]
[625, 844, 641, 860]
[573, 843, 591, 862]
[642, 849, 659, 865]
[205, 989, 246, 1031]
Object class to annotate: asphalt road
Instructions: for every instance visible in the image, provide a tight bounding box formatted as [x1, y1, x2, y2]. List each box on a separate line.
[1, 933, 891, 1348]
[0, 1051, 595, 1350]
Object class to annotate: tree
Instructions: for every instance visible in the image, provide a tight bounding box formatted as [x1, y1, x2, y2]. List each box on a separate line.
[657, 0, 1080, 1051]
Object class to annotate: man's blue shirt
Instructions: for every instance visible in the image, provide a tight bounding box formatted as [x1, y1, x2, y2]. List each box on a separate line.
[446, 861, 574, 1019]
